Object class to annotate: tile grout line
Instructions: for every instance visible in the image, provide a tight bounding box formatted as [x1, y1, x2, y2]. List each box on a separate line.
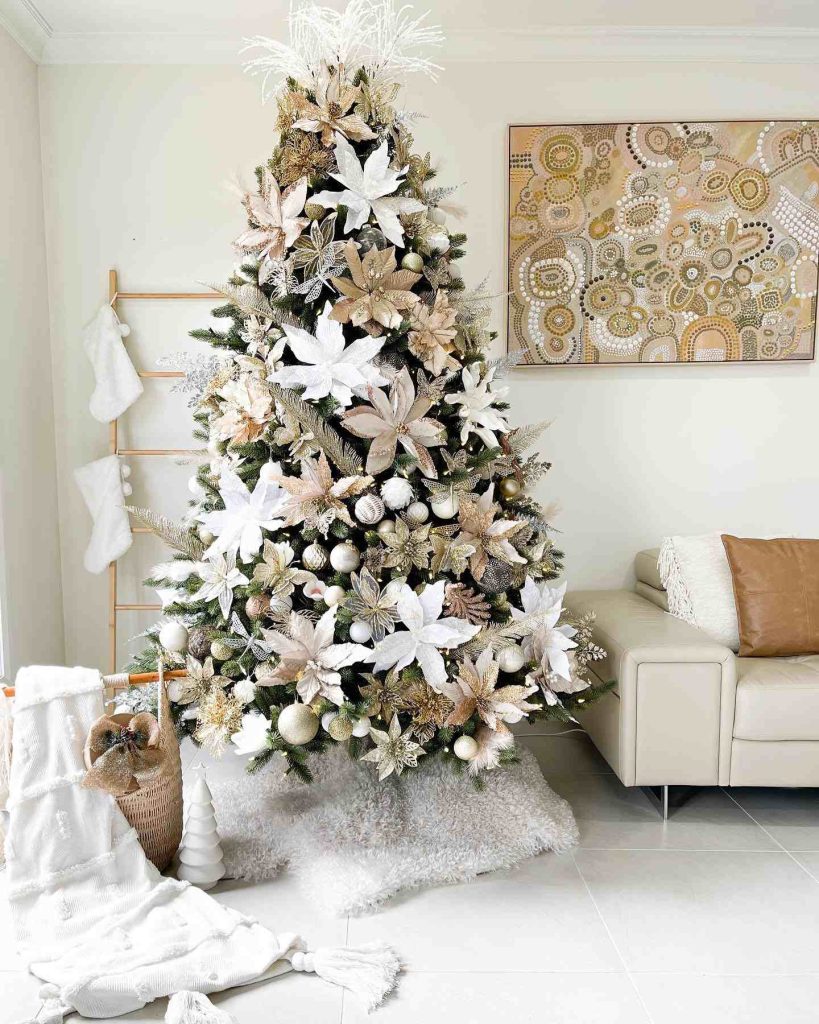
[721, 788, 819, 885]
[569, 849, 657, 1024]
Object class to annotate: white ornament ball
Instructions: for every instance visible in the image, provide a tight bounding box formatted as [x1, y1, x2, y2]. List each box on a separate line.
[448, 262, 463, 282]
[323, 585, 346, 607]
[349, 620, 373, 643]
[430, 492, 460, 519]
[381, 476, 414, 510]
[405, 500, 429, 524]
[188, 474, 204, 497]
[498, 645, 526, 673]
[159, 621, 189, 654]
[425, 227, 450, 255]
[354, 494, 385, 525]
[453, 735, 479, 761]
[428, 206, 446, 225]
[351, 716, 371, 738]
[259, 462, 280, 484]
[198, 525, 216, 545]
[330, 542, 361, 573]
[278, 703, 319, 746]
[302, 542, 328, 571]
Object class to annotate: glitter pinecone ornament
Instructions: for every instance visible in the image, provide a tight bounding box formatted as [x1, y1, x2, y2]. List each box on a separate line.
[188, 628, 213, 662]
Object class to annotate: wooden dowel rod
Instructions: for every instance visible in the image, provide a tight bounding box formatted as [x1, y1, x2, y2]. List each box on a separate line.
[138, 370, 185, 379]
[130, 526, 152, 533]
[116, 448, 207, 456]
[115, 603, 163, 611]
[114, 291, 223, 300]
[108, 269, 119, 674]
[4, 670, 189, 699]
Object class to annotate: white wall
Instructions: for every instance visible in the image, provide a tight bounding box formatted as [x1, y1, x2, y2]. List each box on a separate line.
[37, 57, 819, 671]
[0, 26, 64, 676]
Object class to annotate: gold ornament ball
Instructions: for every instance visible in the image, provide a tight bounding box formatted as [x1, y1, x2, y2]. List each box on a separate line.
[210, 640, 234, 662]
[328, 716, 354, 742]
[401, 251, 424, 273]
[198, 525, 216, 546]
[245, 594, 271, 620]
[278, 703, 319, 746]
[453, 735, 479, 761]
[499, 476, 522, 499]
[304, 202, 325, 221]
[376, 518, 396, 537]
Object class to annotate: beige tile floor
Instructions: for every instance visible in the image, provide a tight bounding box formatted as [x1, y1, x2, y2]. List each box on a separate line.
[3, 722, 819, 1024]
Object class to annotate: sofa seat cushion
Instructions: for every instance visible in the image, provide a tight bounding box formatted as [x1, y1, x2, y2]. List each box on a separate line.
[734, 656, 819, 741]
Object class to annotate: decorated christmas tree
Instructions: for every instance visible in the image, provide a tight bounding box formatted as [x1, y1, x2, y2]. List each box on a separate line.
[133, 0, 608, 782]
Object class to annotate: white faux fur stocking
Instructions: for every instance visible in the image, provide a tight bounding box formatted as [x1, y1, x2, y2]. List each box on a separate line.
[82, 304, 143, 423]
[74, 455, 133, 573]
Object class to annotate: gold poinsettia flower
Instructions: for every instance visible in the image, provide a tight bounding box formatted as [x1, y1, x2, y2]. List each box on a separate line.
[359, 669, 407, 723]
[455, 485, 527, 581]
[212, 374, 273, 446]
[382, 517, 433, 574]
[290, 67, 377, 146]
[170, 656, 229, 706]
[272, 133, 334, 189]
[408, 291, 460, 374]
[330, 242, 421, 336]
[279, 451, 372, 535]
[399, 680, 454, 743]
[342, 366, 445, 478]
[442, 648, 538, 732]
[252, 539, 313, 599]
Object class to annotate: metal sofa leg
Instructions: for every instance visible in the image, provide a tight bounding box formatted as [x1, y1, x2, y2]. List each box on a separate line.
[641, 785, 698, 819]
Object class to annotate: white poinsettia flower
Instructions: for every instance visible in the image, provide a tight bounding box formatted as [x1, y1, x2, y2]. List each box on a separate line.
[512, 578, 577, 682]
[262, 607, 371, 705]
[233, 170, 308, 262]
[231, 711, 271, 756]
[269, 302, 388, 406]
[369, 580, 480, 691]
[311, 133, 425, 247]
[445, 363, 511, 448]
[199, 468, 286, 564]
[191, 551, 249, 621]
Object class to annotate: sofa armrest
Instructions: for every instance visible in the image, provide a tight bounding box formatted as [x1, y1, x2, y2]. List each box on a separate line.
[565, 589, 737, 786]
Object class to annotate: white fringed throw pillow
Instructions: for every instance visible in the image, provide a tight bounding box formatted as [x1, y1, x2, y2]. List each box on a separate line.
[658, 532, 739, 650]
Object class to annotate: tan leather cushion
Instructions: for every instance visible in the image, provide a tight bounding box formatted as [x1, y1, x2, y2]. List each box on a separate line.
[722, 535, 819, 657]
[635, 548, 664, 590]
[734, 656, 819, 740]
[634, 581, 669, 612]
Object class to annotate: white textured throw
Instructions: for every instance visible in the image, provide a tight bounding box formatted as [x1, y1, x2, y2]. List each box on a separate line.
[658, 533, 739, 650]
[73, 455, 133, 574]
[6, 667, 399, 1021]
[82, 304, 143, 423]
[211, 743, 578, 917]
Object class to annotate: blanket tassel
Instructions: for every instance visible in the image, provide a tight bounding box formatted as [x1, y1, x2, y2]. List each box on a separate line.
[292, 943, 401, 1012]
[165, 991, 237, 1024]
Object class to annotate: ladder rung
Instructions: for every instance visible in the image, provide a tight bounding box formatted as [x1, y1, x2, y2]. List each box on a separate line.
[138, 370, 185, 379]
[115, 603, 162, 611]
[116, 448, 207, 456]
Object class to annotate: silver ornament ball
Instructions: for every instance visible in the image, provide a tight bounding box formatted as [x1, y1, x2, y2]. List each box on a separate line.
[354, 494, 385, 525]
[376, 518, 396, 537]
[498, 645, 526, 673]
[405, 500, 429, 524]
[302, 543, 328, 571]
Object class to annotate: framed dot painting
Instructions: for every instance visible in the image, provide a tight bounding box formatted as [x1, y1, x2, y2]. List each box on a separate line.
[507, 121, 819, 365]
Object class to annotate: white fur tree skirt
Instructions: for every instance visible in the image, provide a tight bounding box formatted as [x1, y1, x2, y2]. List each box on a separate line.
[208, 745, 577, 916]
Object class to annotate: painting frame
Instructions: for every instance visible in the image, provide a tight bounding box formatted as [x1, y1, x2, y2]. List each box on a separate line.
[506, 118, 819, 368]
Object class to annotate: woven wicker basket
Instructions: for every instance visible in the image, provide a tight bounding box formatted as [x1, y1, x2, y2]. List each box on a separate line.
[115, 666, 183, 872]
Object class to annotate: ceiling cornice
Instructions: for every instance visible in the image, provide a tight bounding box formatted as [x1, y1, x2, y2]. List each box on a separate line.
[0, 0, 51, 62]
[3, 8, 819, 67]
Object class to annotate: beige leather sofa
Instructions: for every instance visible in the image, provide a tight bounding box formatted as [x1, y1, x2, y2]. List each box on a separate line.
[566, 548, 819, 814]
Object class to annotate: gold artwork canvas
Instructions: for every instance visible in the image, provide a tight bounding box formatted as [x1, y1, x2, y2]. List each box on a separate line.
[507, 120, 819, 364]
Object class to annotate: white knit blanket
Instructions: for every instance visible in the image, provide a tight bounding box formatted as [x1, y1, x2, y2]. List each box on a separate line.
[6, 667, 300, 1020]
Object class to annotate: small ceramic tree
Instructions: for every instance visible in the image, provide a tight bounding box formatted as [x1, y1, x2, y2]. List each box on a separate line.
[177, 768, 225, 890]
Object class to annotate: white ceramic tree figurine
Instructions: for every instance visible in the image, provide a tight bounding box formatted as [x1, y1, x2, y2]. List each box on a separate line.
[177, 768, 225, 890]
